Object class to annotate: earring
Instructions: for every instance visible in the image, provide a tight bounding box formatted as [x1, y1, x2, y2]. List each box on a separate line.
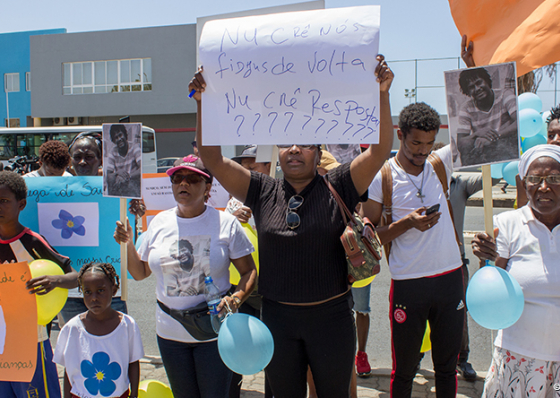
[317, 161, 321, 166]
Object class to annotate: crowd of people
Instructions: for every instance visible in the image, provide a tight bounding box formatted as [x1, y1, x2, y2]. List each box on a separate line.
[1, 37, 559, 398]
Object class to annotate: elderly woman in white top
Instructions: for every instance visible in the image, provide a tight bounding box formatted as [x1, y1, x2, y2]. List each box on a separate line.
[472, 144, 560, 398]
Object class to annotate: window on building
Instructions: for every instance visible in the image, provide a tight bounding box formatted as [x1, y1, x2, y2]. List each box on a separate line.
[4, 118, 20, 128]
[26, 72, 31, 91]
[4, 73, 20, 92]
[62, 58, 152, 95]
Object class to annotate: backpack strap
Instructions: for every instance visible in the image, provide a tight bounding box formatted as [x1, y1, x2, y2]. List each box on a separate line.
[380, 161, 393, 261]
[427, 152, 461, 248]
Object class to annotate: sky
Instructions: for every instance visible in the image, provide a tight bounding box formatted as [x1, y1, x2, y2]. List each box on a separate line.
[1, 0, 465, 115]
[1, 0, 557, 115]
[0, 0, 461, 60]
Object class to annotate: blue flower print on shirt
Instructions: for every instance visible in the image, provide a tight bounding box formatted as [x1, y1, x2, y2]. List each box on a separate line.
[81, 351, 122, 397]
[52, 209, 86, 239]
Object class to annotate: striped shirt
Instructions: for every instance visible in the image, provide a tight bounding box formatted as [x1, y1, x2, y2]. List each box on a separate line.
[457, 88, 517, 137]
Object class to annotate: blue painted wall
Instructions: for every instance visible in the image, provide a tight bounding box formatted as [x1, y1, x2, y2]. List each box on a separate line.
[0, 29, 66, 127]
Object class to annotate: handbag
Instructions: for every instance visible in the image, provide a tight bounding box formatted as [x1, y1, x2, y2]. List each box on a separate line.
[157, 300, 218, 341]
[324, 177, 382, 282]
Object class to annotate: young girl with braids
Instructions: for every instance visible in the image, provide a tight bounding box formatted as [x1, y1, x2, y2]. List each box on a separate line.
[54, 262, 144, 398]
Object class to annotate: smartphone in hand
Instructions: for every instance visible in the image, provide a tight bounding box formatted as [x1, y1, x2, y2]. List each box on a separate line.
[425, 203, 440, 215]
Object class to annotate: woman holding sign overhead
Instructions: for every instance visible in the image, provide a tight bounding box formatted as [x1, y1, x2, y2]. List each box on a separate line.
[189, 55, 394, 397]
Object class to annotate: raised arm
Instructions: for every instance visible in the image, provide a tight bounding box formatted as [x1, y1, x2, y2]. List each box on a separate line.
[350, 55, 394, 196]
[461, 35, 476, 68]
[113, 220, 151, 280]
[189, 67, 252, 203]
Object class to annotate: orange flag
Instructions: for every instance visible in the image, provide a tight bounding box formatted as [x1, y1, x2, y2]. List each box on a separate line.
[449, 0, 560, 76]
[0, 262, 38, 382]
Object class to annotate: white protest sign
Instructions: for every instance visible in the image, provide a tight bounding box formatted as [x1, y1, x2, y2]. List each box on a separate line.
[141, 175, 176, 211]
[199, 6, 380, 146]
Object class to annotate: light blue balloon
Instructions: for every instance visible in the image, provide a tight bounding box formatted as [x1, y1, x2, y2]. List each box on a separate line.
[538, 121, 548, 138]
[518, 92, 542, 112]
[502, 161, 519, 186]
[135, 232, 145, 251]
[539, 110, 552, 138]
[490, 163, 504, 179]
[521, 134, 547, 153]
[218, 313, 274, 375]
[466, 265, 524, 330]
[519, 108, 542, 138]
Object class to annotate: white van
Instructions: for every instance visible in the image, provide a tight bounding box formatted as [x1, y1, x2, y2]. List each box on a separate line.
[0, 125, 157, 173]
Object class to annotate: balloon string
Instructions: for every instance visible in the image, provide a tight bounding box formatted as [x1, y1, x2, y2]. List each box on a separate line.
[224, 300, 233, 319]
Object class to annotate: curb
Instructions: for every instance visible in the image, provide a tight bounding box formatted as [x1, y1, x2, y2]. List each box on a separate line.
[138, 358, 487, 382]
[466, 197, 514, 208]
[365, 368, 487, 382]
[140, 355, 163, 365]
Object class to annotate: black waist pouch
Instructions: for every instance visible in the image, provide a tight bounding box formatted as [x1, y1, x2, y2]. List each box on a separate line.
[157, 300, 218, 341]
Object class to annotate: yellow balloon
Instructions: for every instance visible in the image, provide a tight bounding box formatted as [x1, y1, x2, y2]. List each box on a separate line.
[420, 321, 431, 353]
[230, 223, 259, 285]
[138, 379, 174, 398]
[29, 259, 69, 326]
[352, 275, 377, 288]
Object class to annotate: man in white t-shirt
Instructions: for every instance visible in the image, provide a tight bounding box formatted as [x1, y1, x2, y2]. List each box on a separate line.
[362, 102, 464, 398]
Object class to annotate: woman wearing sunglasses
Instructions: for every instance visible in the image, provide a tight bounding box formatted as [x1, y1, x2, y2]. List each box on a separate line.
[472, 144, 560, 398]
[188, 55, 394, 397]
[113, 155, 257, 398]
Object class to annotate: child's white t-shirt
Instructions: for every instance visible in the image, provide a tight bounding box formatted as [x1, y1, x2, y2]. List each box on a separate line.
[54, 313, 144, 398]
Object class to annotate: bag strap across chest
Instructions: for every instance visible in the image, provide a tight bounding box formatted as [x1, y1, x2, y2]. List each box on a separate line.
[380, 153, 460, 262]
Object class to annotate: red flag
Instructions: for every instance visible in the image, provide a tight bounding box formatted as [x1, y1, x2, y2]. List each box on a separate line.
[449, 0, 560, 76]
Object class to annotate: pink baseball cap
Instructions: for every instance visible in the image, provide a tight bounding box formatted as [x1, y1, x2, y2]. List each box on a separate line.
[166, 155, 212, 180]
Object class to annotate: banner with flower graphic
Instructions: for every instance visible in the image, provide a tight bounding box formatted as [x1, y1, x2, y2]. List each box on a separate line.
[19, 177, 123, 276]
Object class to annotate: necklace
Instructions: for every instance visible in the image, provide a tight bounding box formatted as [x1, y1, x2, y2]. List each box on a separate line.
[394, 157, 425, 203]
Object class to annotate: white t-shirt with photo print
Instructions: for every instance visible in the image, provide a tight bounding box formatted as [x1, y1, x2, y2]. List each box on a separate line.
[137, 206, 254, 343]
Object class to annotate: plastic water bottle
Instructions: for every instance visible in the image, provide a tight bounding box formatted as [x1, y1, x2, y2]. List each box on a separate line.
[204, 276, 223, 333]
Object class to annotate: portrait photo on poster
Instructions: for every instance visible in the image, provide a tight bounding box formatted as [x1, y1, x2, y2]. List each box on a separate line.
[444, 62, 520, 169]
[102, 123, 143, 198]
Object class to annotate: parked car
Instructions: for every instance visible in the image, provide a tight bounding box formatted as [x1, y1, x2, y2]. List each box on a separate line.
[157, 157, 179, 173]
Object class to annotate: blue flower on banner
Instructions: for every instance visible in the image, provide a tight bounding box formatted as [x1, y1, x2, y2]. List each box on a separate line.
[81, 351, 121, 397]
[52, 209, 86, 239]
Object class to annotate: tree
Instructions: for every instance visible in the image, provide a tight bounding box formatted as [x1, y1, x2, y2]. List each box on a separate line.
[517, 64, 557, 94]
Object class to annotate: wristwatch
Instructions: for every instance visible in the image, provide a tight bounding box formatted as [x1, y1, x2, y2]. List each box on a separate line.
[232, 295, 242, 307]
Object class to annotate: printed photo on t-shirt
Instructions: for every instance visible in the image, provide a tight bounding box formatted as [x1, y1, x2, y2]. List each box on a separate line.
[161, 235, 211, 297]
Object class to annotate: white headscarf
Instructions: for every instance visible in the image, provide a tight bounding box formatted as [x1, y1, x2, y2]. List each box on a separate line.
[518, 144, 560, 178]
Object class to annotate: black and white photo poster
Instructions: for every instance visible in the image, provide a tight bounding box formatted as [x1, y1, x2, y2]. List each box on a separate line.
[445, 62, 520, 169]
[102, 123, 143, 198]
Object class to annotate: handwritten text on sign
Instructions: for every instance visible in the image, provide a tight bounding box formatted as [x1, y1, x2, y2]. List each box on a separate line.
[0, 262, 37, 382]
[199, 6, 380, 145]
